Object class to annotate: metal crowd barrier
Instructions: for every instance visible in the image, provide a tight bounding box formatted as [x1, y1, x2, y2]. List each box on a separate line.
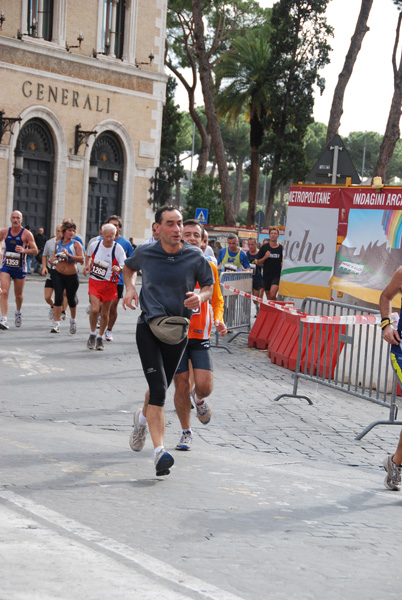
[213, 271, 253, 350]
[273, 297, 402, 439]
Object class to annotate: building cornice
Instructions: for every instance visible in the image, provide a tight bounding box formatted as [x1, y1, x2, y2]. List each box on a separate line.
[0, 35, 168, 95]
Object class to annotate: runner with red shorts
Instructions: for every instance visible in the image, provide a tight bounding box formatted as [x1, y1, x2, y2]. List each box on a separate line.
[84, 223, 126, 351]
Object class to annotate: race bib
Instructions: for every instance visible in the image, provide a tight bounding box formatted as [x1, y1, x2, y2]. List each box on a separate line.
[91, 259, 109, 279]
[5, 252, 20, 268]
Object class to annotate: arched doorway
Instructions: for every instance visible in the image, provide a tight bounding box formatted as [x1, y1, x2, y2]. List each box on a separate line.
[13, 119, 55, 235]
[86, 131, 124, 244]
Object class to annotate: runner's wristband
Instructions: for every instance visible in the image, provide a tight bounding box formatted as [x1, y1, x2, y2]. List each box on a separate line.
[381, 318, 391, 330]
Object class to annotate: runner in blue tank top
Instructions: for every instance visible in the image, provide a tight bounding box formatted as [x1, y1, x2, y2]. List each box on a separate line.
[380, 269, 402, 491]
[0, 210, 38, 329]
[49, 221, 84, 334]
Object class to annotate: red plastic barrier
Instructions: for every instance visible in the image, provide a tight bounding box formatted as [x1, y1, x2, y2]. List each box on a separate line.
[268, 311, 302, 370]
[249, 302, 345, 378]
[267, 311, 345, 378]
[248, 302, 294, 349]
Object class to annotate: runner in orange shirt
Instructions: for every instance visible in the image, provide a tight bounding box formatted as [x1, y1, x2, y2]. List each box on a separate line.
[173, 219, 227, 451]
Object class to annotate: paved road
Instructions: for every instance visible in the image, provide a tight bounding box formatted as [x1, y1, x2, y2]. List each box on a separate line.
[1, 276, 402, 599]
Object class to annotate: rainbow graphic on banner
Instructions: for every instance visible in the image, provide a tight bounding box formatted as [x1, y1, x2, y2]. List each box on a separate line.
[382, 210, 402, 248]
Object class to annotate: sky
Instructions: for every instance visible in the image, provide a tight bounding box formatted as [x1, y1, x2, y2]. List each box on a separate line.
[173, 0, 401, 137]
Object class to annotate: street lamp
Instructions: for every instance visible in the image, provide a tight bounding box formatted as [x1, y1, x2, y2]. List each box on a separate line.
[13, 143, 24, 181]
[89, 157, 98, 189]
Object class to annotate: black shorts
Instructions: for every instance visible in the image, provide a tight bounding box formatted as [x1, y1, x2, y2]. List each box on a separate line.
[44, 278, 54, 289]
[136, 319, 188, 407]
[175, 338, 213, 373]
[264, 277, 280, 291]
[52, 270, 79, 307]
[253, 279, 263, 291]
[117, 284, 124, 299]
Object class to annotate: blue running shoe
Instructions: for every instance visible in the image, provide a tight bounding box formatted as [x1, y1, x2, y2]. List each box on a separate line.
[175, 430, 192, 451]
[154, 449, 174, 476]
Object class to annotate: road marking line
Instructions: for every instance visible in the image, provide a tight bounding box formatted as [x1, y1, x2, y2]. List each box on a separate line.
[0, 490, 244, 600]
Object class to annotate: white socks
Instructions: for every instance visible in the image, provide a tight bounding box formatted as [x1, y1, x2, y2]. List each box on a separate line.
[138, 410, 147, 426]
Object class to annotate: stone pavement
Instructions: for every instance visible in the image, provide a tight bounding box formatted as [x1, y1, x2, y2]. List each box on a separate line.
[1, 275, 402, 599]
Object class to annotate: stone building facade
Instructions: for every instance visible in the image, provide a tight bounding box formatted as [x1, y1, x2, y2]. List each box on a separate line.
[0, 0, 167, 243]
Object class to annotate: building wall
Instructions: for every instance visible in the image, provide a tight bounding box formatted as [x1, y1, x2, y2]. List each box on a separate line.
[0, 0, 167, 243]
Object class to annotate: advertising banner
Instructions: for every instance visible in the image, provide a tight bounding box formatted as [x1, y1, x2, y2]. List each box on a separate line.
[279, 187, 340, 299]
[330, 188, 402, 306]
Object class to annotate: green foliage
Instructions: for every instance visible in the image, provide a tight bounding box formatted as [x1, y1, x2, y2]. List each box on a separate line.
[215, 29, 271, 130]
[262, 0, 333, 191]
[346, 131, 402, 183]
[183, 174, 224, 225]
[220, 113, 250, 164]
[304, 122, 327, 170]
[159, 77, 186, 205]
[167, 0, 269, 70]
[345, 131, 381, 178]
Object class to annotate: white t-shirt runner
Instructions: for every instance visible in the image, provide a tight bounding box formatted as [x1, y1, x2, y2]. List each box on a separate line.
[87, 240, 126, 282]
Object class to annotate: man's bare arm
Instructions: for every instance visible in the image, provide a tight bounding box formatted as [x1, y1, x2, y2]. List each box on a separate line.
[122, 265, 139, 310]
[379, 268, 402, 345]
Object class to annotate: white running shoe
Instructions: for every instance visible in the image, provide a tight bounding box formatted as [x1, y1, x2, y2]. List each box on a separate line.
[105, 329, 113, 342]
[191, 389, 212, 424]
[129, 410, 147, 451]
[48, 307, 54, 320]
[96, 315, 101, 329]
[154, 449, 174, 476]
[175, 430, 192, 451]
[70, 320, 77, 334]
[0, 318, 9, 330]
[15, 312, 22, 328]
[50, 324, 60, 334]
[383, 455, 402, 491]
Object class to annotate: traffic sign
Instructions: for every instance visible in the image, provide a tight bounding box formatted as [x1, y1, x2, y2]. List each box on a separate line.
[195, 208, 209, 223]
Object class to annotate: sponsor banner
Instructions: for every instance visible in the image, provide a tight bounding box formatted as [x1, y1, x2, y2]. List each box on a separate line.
[288, 186, 341, 208]
[279, 205, 338, 300]
[285, 185, 402, 305]
[347, 189, 402, 209]
[279, 280, 333, 300]
[329, 204, 402, 307]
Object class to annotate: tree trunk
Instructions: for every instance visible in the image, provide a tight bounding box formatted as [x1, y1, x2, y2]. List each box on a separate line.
[376, 13, 402, 180]
[210, 159, 217, 178]
[175, 179, 181, 207]
[263, 185, 275, 229]
[234, 160, 243, 215]
[192, 0, 235, 226]
[276, 183, 287, 225]
[263, 143, 282, 229]
[165, 60, 211, 176]
[197, 124, 211, 176]
[326, 0, 373, 144]
[247, 147, 259, 227]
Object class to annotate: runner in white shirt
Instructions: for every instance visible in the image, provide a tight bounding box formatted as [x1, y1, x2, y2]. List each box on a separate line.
[84, 223, 126, 351]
